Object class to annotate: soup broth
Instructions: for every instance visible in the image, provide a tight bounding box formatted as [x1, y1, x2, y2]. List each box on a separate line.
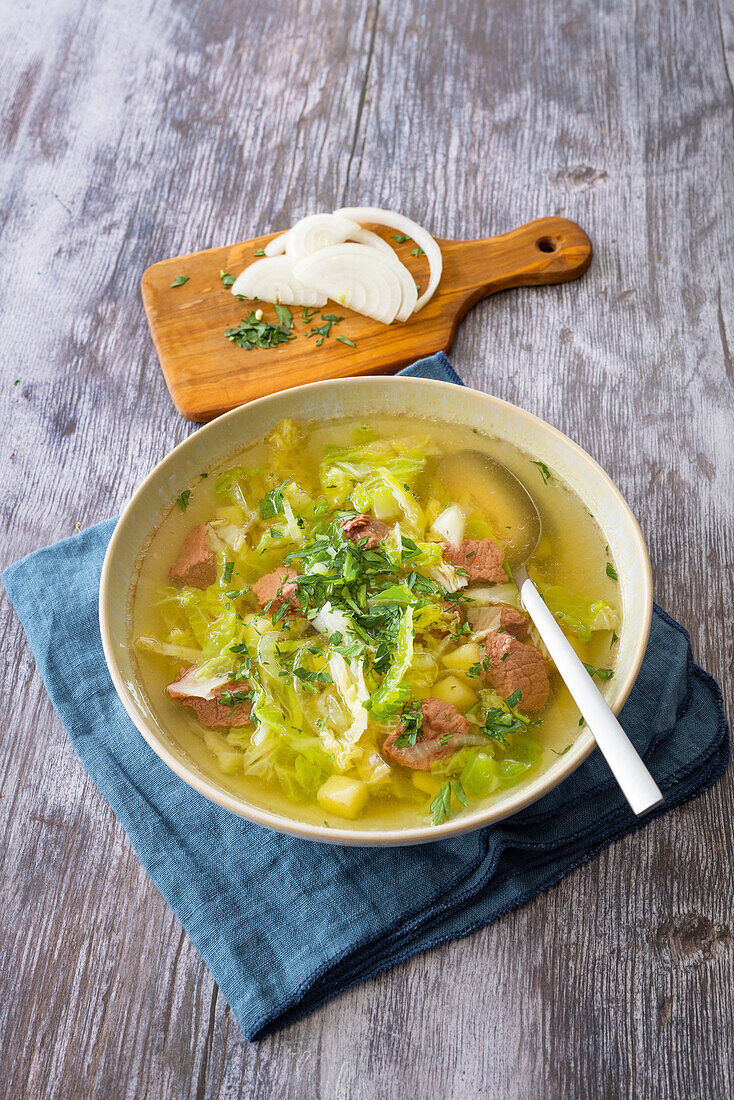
[132, 415, 621, 831]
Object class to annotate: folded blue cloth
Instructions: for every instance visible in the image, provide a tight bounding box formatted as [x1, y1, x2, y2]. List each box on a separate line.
[3, 353, 728, 1040]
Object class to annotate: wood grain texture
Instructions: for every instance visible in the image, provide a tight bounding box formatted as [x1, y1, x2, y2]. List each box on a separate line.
[0, 0, 732, 1098]
[142, 216, 591, 419]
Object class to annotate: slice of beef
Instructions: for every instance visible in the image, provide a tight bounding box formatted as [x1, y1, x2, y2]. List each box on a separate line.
[441, 538, 506, 583]
[483, 631, 550, 711]
[340, 513, 389, 549]
[383, 697, 470, 771]
[169, 524, 217, 589]
[466, 604, 529, 639]
[166, 667, 253, 728]
[252, 566, 300, 612]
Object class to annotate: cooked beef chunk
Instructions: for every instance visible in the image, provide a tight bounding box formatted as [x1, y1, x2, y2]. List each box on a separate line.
[383, 697, 470, 770]
[169, 524, 217, 589]
[483, 631, 549, 711]
[252, 566, 300, 612]
[340, 513, 390, 549]
[441, 538, 506, 583]
[166, 667, 253, 727]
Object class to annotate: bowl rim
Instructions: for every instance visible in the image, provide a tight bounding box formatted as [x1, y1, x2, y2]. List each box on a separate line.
[99, 375, 653, 846]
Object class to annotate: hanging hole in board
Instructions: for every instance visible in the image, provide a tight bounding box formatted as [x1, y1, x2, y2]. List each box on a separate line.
[536, 237, 557, 254]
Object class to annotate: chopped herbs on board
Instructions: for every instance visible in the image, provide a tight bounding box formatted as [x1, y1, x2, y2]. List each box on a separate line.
[225, 312, 296, 350]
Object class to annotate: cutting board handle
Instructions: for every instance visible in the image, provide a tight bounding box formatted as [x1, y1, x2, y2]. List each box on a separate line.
[454, 216, 592, 310]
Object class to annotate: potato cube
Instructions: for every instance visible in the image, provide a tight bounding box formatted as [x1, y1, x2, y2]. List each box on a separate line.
[431, 675, 477, 713]
[441, 642, 481, 673]
[411, 772, 443, 796]
[317, 776, 368, 820]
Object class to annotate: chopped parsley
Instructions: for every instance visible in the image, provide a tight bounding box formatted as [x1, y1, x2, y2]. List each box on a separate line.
[170, 275, 189, 288]
[223, 561, 235, 583]
[392, 233, 412, 243]
[335, 336, 356, 347]
[606, 562, 618, 581]
[254, 248, 266, 257]
[393, 703, 424, 748]
[219, 270, 235, 288]
[274, 304, 294, 329]
[293, 667, 333, 693]
[430, 780, 467, 825]
[176, 490, 191, 511]
[410, 246, 425, 257]
[219, 689, 252, 708]
[582, 663, 614, 681]
[611, 631, 619, 647]
[259, 477, 291, 519]
[532, 460, 551, 484]
[225, 312, 296, 351]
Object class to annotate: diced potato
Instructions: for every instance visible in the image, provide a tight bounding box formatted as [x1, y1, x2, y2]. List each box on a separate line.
[411, 772, 443, 796]
[204, 731, 243, 775]
[431, 675, 478, 713]
[316, 775, 368, 819]
[441, 642, 481, 673]
[215, 505, 245, 526]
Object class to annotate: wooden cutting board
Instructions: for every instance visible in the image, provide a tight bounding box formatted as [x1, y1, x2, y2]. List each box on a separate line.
[141, 216, 591, 422]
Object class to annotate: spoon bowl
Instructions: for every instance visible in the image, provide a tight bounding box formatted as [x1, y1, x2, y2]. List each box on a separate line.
[436, 450, 541, 566]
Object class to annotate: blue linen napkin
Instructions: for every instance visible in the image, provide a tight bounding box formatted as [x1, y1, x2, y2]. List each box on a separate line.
[2, 352, 728, 1040]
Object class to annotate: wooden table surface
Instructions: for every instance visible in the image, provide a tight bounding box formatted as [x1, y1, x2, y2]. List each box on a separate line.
[1, 1, 732, 1097]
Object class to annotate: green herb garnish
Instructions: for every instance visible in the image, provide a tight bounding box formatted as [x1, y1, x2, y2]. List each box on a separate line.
[392, 233, 412, 243]
[176, 490, 191, 511]
[219, 689, 252, 708]
[254, 248, 266, 257]
[219, 270, 235, 288]
[170, 275, 189, 288]
[223, 561, 235, 583]
[259, 477, 291, 520]
[611, 631, 619, 647]
[274, 304, 294, 329]
[606, 562, 618, 581]
[582, 663, 614, 681]
[335, 336, 356, 347]
[430, 780, 468, 825]
[225, 312, 296, 351]
[394, 703, 424, 748]
[532, 460, 551, 484]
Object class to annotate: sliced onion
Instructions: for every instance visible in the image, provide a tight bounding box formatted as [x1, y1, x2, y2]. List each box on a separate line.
[334, 206, 442, 312]
[230, 256, 326, 306]
[263, 233, 288, 257]
[431, 504, 467, 547]
[284, 213, 362, 258]
[293, 243, 403, 324]
[349, 227, 395, 255]
[167, 667, 231, 701]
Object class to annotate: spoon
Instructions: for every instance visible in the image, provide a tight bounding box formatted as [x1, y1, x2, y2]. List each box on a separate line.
[437, 451, 663, 816]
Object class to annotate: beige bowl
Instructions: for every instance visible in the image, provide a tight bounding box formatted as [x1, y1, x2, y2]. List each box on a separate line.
[99, 377, 652, 845]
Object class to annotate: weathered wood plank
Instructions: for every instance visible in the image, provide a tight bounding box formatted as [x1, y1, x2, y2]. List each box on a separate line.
[0, 0, 732, 1097]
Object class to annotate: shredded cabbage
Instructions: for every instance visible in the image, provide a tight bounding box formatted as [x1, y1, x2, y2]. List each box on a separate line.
[536, 583, 619, 641]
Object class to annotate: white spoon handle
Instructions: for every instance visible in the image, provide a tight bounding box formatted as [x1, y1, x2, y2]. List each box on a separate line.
[518, 575, 663, 816]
